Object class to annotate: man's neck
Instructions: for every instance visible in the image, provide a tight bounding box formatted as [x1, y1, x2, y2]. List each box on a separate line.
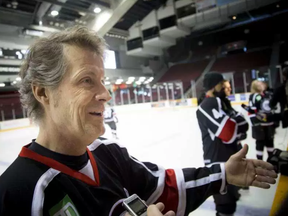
[206, 90, 214, 97]
[36, 119, 87, 156]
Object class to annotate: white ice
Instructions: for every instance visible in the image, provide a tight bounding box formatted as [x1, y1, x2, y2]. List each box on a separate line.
[0, 106, 286, 216]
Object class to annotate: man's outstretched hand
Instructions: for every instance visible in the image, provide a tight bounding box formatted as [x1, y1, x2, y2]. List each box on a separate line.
[225, 144, 277, 188]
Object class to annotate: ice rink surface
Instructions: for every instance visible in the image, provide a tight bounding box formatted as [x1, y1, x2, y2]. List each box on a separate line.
[0, 106, 287, 216]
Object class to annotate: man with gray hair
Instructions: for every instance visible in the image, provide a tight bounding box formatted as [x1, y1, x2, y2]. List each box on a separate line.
[0, 26, 277, 216]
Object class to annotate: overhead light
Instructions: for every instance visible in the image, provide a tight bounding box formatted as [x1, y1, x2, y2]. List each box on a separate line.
[12, 81, 17, 84]
[51, 10, 59, 17]
[115, 79, 123, 85]
[232, 16, 237, 20]
[94, 7, 101, 13]
[105, 81, 111, 85]
[6, 4, 11, 8]
[0, 83, 5, 87]
[139, 77, 146, 81]
[148, 77, 154, 81]
[21, 49, 27, 54]
[276, 4, 280, 8]
[18, 54, 23, 59]
[16, 51, 23, 59]
[106, 77, 109, 80]
[0, 49, 2, 57]
[16, 77, 21, 81]
[136, 81, 142, 85]
[23, 29, 44, 37]
[55, 22, 59, 27]
[128, 77, 135, 81]
[39, 20, 43, 26]
[126, 81, 132, 84]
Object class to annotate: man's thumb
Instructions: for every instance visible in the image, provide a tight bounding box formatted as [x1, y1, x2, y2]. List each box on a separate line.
[233, 144, 248, 159]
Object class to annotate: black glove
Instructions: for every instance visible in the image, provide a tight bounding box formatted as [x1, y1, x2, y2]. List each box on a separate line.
[267, 149, 288, 175]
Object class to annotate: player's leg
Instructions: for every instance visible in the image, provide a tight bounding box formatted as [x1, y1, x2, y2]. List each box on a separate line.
[266, 139, 274, 157]
[256, 140, 265, 160]
[110, 121, 118, 139]
[214, 185, 238, 216]
[265, 126, 275, 157]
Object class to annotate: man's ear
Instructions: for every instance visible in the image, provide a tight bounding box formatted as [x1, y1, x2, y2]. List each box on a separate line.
[31, 83, 50, 106]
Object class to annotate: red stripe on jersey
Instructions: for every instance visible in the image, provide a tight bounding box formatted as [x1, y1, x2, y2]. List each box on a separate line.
[218, 119, 236, 142]
[19, 146, 100, 186]
[157, 169, 179, 214]
[87, 150, 100, 185]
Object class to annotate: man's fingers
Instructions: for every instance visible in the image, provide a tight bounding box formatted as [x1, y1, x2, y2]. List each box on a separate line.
[252, 180, 271, 189]
[255, 167, 278, 178]
[255, 175, 276, 184]
[164, 211, 176, 216]
[155, 203, 165, 212]
[251, 159, 275, 170]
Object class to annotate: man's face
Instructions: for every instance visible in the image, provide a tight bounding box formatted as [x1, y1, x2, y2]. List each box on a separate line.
[48, 45, 111, 145]
[223, 81, 232, 96]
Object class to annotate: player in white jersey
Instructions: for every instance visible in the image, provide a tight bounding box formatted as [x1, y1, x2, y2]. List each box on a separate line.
[104, 104, 119, 139]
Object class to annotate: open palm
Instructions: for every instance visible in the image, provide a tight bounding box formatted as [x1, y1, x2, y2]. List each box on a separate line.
[225, 144, 277, 188]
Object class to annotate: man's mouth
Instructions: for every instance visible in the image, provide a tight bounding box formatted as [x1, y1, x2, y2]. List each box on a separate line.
[89, 112, 103, 117]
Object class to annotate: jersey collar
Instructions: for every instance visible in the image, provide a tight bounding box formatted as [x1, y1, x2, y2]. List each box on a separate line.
[19, 145, 100, 186]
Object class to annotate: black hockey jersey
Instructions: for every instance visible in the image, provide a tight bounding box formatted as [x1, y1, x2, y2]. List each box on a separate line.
[196, 97, 248, 164]
[248, 93, 274, 126]
[0, 138, 227, 216]
[104, 107, 116, 123]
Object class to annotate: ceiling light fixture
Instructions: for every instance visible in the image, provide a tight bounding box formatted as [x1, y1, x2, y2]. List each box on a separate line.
[39, 20, 43, 26]
[115, 79, 123, 85]
[51, 10, 59, 17]
[0, 83, 5, 87]
[94, 7, 101, 13]
[16, 77, 21, 81]
[232, 16, 237, 20]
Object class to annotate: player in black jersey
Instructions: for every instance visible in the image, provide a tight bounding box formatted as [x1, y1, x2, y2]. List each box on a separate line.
[197, 73, 249, 216]
[248, 80, 275, 160]
[0, 27, 277, 216]
[104, 104, 119, 139]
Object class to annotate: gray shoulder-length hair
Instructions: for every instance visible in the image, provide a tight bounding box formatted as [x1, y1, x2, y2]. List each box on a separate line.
[19, 25, 106, 122]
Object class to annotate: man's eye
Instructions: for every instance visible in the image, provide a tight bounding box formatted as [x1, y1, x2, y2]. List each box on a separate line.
[82, 78, 92, 84]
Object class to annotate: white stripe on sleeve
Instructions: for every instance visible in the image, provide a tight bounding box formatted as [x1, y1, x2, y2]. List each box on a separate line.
[31, 168, 60, 216]
[198, 106, 220, 127]
[185, 172, 222, 189]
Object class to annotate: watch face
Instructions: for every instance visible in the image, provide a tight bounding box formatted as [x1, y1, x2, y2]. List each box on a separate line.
[128, 199, 147, 216]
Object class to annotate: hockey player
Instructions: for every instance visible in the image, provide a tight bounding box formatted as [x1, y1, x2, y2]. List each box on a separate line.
[0, 27, 277, 216]
[104, 104, 119, 139]
[197, 73, 249, 216]
[248, 80, 275, 160]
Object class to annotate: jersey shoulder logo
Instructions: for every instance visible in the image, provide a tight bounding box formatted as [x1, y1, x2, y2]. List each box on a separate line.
[212, 108, 223, 119]
[49, 194, 80, 216]
[256, 95, 262, 101]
